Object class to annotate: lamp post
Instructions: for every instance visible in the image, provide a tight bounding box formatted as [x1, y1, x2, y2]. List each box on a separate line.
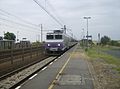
[82, 28, 85, 48]
[84, 16, 91, 49]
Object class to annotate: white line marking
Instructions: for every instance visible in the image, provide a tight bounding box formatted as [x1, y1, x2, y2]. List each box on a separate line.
[54, 59, 57, 61]
[58, 57, 61, 58]
[42, 67, 47, 71]
[62, 53, 64, 56]
[48, 45, 77, 89]
[29, 74, 37, 80]
[15, 86, 21, 89]
[49, 62, 53, 65]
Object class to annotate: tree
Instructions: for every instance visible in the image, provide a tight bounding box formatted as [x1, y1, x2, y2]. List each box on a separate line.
[4, 32, 16, 40]
[101, 36, 111, 45]
[32, 41, 41, 47]
[110, 40, 120, 46]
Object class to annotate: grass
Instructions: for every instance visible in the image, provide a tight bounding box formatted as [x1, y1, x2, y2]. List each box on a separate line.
[85, 46, 120, 72]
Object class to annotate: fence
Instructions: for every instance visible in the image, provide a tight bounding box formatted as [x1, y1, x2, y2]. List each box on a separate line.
[0, 45, 45, 64]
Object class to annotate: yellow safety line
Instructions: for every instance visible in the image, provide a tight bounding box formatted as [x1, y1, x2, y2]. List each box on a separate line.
[48, 45, 77, 89]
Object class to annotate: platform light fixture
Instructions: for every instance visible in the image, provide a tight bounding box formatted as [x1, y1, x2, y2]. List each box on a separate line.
[84, 16, 91, 49]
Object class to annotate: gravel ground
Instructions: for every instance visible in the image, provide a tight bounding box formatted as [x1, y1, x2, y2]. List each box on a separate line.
[0, 57, 56, 89]
[90, 58, 120, 89]
[80, 50, 120, 89]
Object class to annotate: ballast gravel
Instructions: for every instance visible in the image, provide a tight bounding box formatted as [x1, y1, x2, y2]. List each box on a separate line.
[0, 57, 56, 89]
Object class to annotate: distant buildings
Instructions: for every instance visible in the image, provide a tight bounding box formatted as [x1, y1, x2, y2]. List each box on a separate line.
[0, 37, 30, 50]
[0, 40, 15, 50]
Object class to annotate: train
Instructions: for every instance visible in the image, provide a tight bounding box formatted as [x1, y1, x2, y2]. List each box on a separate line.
[44, 30, 77, 55]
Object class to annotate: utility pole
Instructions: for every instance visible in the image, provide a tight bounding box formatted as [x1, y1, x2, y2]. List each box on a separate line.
[98, 33, 100, 44]
[82, 28, 85, 48]
[41, 24, 43, 42]
[64, 25, 66, 34]
[98, 33, 100, 54]
[84, 17, 91, 49]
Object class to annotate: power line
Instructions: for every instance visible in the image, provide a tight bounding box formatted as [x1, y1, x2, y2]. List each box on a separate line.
[0, 9, 40, 28]
[0, 22, 39, 33]
[0, 23, 39, 41]
[33, 0, 63, 26]
[0, 17, 40, 30]
[46, 0, 64, 24]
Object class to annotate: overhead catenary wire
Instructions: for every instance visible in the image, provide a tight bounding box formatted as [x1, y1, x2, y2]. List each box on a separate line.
[0, 20, 54, 33]
[0, 22, 39, 33]
[0, 9, 42, 40]
[43, 1, 72, 34]
[46, 0, 64, 25]
[0, 17, 40, 30]
[0, 9, 40, 28]
[33, 0, 63, 27]
[0, 22, 39, 41]
[0, 8, 62, 33]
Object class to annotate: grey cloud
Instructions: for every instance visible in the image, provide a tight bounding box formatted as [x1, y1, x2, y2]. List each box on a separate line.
[0, 0, 120, 41]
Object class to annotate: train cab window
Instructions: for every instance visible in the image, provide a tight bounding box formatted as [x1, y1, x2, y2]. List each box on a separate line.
[55, 35, 62, 39]
[46, 35, 54, 40]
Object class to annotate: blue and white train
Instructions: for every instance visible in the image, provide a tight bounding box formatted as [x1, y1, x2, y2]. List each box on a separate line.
[44, 30, 77, 55]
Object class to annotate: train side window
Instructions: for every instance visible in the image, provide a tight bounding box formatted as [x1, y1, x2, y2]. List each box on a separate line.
[55, 35, 62, 39]
[46, 35, 54, 40]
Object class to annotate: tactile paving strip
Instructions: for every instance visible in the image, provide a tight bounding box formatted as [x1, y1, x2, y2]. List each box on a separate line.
[56, 75, 85, 85]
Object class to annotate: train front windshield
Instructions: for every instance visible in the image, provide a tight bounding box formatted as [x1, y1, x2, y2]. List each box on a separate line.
[47, 35, 54, 40]
[55, 35, 62, 39]
[46, 35, 63, 40]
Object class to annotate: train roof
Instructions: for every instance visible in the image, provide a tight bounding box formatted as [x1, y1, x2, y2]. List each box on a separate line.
[53, 30, 64, 33]
[47, 32, 63, 35]
[46, 30, 64, 35]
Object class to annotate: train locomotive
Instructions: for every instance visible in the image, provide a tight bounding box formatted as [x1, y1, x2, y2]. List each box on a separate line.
[44, 30, 77, 55]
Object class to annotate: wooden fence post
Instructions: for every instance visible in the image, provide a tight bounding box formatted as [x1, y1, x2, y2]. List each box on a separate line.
[11, 48, 13, 64]
[30, 45, 32, 58]
[22, 45, 24, 61]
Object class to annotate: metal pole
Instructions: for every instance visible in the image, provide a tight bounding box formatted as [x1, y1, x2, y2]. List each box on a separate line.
[98, 33, 100, 54]
[82, 28, 85, 48]
[41, 24, 43, 42]
[64, 25, 66, 34]
[84, 17, 91, 49]
[87, 19, 88, 48]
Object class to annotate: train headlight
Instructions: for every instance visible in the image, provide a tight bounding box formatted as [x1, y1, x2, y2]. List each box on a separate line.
[58, 44, 61, 46]
[48, 44, 50, 46]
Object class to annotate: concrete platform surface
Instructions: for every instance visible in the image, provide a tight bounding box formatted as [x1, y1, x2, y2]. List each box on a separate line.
[18, 44, 94, 89]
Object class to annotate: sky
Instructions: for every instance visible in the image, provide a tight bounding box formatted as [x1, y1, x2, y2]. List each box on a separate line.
[0, 0, 120, 42]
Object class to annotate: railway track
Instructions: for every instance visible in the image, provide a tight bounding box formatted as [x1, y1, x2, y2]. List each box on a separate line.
[0, 45, 47, 77]
[0, 46, 68, 89]
[0, 45, 76, 89]
[0, 55, 49, 80]
[0, 56, 59, 89]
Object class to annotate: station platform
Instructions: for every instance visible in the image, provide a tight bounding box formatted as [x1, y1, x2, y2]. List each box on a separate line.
[48, 44, 94, 89]
[19, 44, 94, 89]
